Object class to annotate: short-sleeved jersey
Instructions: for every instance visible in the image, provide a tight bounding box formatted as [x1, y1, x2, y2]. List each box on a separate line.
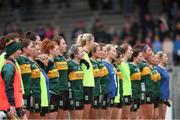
[97, 60, 109, 95]
[138, 60, 153, 93]
[129, 63, 141, 99]
[91, 59, 101, 97]
[54, 55, 68, 91]
[68, 60, 84, 100]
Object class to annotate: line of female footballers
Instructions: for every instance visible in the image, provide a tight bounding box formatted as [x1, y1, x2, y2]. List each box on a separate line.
[0, 32, 170, 119]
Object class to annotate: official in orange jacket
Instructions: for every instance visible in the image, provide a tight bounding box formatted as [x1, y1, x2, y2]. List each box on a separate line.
[0, 41, 23, 118]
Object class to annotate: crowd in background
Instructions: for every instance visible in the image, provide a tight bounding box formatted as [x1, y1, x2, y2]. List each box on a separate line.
[0, 0, 180, 67]
[0, 0, 175, 119]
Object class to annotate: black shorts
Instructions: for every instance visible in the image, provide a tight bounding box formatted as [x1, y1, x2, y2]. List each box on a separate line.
[49, 93, 59, 112]
[84, 87, 93, 104]
[40, 107, 49, 116]
[74, 100, 84, 110]
[141, 92, 153, 104]
[107, 98, 115, 108]
[131, 98, 140, 112]
[154, 97, 160, 108]
[29, 96, 41, 113]
[115, 97, 123, 108]
[92, 96, 100, 109]
[68, 99, 75, 110]
[101, 94, 108, 109]
[145, 92, 153, 104]
[59, 90, 70, 110]
[23, 95, 30, 110]
[123, 95, 132, 106]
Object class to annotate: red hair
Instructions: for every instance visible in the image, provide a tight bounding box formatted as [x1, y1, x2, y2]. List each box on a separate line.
[41, 38, 57, 54]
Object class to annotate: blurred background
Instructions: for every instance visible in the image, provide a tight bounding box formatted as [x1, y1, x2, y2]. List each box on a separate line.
[0, 0, 180, 118]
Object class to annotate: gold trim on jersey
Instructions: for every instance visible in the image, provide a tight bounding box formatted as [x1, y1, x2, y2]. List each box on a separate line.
[31, 68, 40, 79]
[99, 67, 108, 77]
[20, 64, 31, 74]
[48, 69, 59, 79]
[156, 73, 161, 80]
[55, 61, 68, 70]
[141, 67, 151, 76]
[152, 73, 161, 81]
[93, 69, 100, 78]
[68, 71, 84, 80]
[131, 72, 141, 80]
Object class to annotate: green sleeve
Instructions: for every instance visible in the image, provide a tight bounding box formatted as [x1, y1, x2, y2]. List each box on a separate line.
[1, 63, 15, 105]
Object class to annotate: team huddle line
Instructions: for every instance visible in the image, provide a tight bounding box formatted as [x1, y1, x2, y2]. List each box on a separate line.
[0, 32, 170, 119]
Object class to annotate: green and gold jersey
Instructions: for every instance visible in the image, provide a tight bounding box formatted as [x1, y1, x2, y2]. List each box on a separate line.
[97, 60, 109, 95]
[91, 59, 101, 97]
[68, 60, 84, 100]
[54, 55, 68, 91]
[29, 59, 41, 100]
[129, 63, 141, 99]
[17, 55, 32, 96]
[45, 59, 60, 95]
[138, 60, 153, 93]
[150, 66, 161, 98]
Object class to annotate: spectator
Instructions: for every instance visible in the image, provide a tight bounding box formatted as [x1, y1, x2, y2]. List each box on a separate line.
[106, 25, 119, 44]
[53, 27, 66, 39]
[136, 0, 150, 23]
[121, 22, 132, 39]
[35, 24, 46, 39]
[171, 2, 179, 19]
[72, 20, 87, 41]
[173, 21, 180, 39]
[120, 21, 134, 44]
[152, 35, 162, 53]
[129, 16, 139, 42]
[158, 12, 170, 41]
[92, 18, 107, 43]
[3, 22, 22, 36]
[144, 36, 152, 47]
[111, 34, 120, 45]
[141, 13, 155, 40]
[162, 35, 174, 69]
[173, 34, 180, 65]
[44, 24, 54, 39]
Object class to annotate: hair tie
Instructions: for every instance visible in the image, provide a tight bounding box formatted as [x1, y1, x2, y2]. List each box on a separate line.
[142, 45, 148, 52]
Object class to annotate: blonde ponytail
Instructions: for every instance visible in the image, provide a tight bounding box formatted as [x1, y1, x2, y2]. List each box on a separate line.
[76, 33, 94, 47]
